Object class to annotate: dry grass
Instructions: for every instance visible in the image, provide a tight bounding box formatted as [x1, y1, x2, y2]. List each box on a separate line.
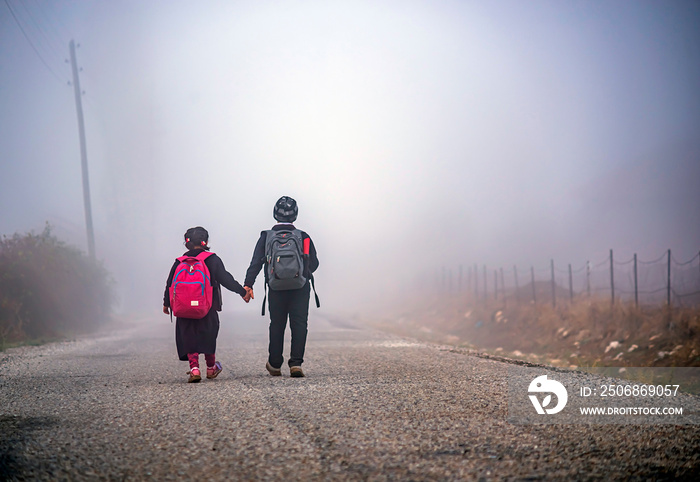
[370, 292, 700, 367]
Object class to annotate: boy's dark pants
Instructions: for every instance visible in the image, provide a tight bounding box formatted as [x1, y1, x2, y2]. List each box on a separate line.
[268, 283, 310, 368]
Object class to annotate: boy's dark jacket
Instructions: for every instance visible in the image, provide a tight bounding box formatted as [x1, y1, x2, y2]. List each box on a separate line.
[244, 224, 319, 288]
[164, 249, 247, 311]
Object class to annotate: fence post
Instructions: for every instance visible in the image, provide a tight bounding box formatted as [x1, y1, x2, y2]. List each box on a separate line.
[500, 267, 506, 303]
[514, 265, 520, 303]
[610, 249, 614, 307]
[568, 264, 573, 303]
[551, 259, 556, 308]
[634, 253, 638, 308]
[586, 261, 591, 297]
[667, 249, 671, 307]
[474, 263, 479, 300]
[493, 269, 498, 300]
[531, 266, 537, 305]
[483, 265, 487, 300]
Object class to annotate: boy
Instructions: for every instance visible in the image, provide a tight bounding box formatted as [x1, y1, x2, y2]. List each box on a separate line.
[244, 196, 319, 377]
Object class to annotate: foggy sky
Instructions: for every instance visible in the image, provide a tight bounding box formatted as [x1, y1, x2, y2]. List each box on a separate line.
[1, 0, 699, 313]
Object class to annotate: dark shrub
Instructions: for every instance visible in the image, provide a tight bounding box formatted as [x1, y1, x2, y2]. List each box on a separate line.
[0, 224, 113, 344]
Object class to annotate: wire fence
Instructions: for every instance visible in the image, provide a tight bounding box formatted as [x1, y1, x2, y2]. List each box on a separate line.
[436, 249, 700, 308]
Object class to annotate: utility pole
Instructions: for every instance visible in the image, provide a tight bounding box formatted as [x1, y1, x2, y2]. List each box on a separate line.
[69, 39, 95, 259]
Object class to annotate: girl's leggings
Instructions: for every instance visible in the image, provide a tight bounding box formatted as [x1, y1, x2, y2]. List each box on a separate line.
[187, 353, 215, 370]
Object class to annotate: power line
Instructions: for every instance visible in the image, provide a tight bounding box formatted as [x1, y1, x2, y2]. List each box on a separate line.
[30, 0, 70, 46]
[3, 0, 68, 83]
[33, 0, 72, 43]
[16, 0, 70, 70]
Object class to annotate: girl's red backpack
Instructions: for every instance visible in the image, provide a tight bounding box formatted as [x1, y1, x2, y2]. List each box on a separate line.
[169, 251, 214, 319]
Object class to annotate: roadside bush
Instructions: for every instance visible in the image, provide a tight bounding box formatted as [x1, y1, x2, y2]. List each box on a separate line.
[0, 224, 113, 346]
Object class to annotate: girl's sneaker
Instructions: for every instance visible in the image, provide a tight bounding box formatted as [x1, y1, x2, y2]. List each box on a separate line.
[207, 361, 222, 379]
[187, 367, 201, 383]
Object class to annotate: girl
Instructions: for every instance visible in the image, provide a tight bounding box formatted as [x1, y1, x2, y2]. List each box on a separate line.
[163, 227, 250, 382]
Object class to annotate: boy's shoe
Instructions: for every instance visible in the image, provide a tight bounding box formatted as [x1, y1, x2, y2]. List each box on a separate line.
[290, 366, 305, 378]
[266, 361, 282, 376]
[187, 367, 201, 383]
[207, 361, 223, 379]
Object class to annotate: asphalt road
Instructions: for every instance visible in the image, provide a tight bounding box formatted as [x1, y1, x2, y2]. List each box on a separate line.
[1, 311, 698, 481]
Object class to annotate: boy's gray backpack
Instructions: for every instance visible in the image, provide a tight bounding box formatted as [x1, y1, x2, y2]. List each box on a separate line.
[265, 229, 306, 290]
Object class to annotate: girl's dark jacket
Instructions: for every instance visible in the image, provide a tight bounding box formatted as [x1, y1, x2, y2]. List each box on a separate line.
[163, 249, 246, 360]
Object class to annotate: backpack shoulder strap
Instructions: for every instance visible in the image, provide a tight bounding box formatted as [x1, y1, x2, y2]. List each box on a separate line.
[176, 251, 214, 263]
[263, 229, 276, 253]
[195, 251, 215, 261]
[298, 229, 319, 308]
[310, 275, 320, 308]
[261, 282, 267, 317]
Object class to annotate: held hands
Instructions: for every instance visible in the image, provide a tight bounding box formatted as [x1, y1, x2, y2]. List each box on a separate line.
[242, 286, 254, 303]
